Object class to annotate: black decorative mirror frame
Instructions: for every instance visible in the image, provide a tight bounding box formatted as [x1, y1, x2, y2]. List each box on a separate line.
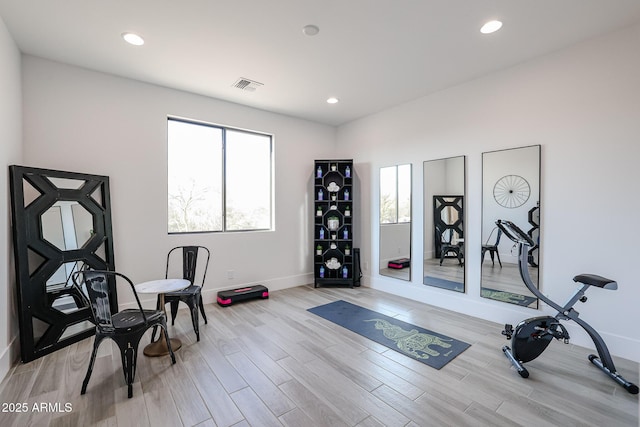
[10, 165, 116, 362]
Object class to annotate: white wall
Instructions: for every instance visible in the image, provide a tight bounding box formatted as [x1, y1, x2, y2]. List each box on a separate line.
[337, 23, 640, 362]
[379, 223, 411, 264]
[22, 56, 336, 310]
[0, 15, 22, 381]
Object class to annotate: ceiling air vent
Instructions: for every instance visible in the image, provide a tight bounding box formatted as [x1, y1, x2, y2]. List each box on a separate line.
[232, 77, 263, 92]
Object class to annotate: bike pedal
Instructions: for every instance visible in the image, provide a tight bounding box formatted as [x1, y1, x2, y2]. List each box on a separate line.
[501, 324, 513, 339]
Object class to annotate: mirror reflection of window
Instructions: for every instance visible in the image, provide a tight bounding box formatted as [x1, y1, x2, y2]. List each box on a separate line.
[380, 166, 398, 224]
[481, 145, 540, 308]
[379, 164, 412, 281]
[423, 156, 465, 293]
[397, 164, 411, 223]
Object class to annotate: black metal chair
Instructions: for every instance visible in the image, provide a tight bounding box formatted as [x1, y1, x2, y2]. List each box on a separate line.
[152, 246, 210, 342]
[72, 270, 175, 398]
[482, 228, 503, 267]
[436, 225, 463, 266]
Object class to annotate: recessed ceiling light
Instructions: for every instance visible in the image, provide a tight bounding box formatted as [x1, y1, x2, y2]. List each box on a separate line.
[302, 25, 320, 36]
[122, 32, 145, 46]
[327, 97, 339, 104]
[480, 20, 503, 34]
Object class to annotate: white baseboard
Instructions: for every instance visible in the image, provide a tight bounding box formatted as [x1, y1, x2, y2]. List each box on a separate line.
[201, 273, 314, 304]
[0, 335, 19, 386]
[126, 273, 315, 310]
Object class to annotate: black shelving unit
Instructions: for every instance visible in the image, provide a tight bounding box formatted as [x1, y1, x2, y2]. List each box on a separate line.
[314, 159, 356, 287]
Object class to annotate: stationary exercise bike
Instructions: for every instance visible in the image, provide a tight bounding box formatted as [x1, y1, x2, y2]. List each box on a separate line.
[496, 219, 638, 394]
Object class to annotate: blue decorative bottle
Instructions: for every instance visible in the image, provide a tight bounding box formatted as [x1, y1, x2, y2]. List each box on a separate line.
[317, 165, 322, 178]
[320, 266, 325, 278]
[342, 266, 348, 278]
[345, 166, 351, 178]
[343, 227, 348, 240]
[319, 228, 325, 239]
[344, 189, 349, 201]
[318, 189, 323, 200]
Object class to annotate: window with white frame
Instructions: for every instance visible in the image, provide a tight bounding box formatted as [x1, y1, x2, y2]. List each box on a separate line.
[167, 118, 273, 233]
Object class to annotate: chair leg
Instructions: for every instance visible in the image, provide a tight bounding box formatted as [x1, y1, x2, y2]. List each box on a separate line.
[169, 300, 179, 325]
[489, 250, 495, 265]
[150, 295, 163, 343]
[198, 294, 207, 325]
[189, 299, 200, 342]
[161, 321, 176, 364]
[81, 335, 104, 395]
[495, 249, 502, 268]
[119, 344, 137, 398]
[115, 332, 146, 399]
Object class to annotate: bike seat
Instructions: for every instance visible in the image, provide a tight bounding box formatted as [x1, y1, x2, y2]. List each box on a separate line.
[573, 274, 618, 290]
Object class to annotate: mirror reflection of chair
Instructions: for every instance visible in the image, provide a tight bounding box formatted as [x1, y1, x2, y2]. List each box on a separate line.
[482, 228, 503, 267]
[71, 270, 175, 398]
[436, 224, 463, 266]
[153, 246, 210, 342]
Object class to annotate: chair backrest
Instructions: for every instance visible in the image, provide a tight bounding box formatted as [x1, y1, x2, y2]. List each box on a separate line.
[72, 270, 146, 332]
[484, 227, 503, 247]
[165, 246, 210, 287]
[494, 229, 503, 246]
[436, 225, 453, 244]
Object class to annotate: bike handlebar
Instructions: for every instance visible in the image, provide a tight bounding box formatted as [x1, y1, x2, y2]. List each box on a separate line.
[496, 220, 535, 247]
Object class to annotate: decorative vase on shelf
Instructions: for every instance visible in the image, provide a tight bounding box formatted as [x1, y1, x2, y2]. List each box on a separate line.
[345, 205, 351, 217]
[316, 245, 322, 255]
[345, 245, 351, 255]
[327, 217, 339, 231]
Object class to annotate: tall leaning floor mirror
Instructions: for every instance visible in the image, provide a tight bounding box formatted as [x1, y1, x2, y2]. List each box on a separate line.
[481, 145, 540, 308]
[10, 165, 116, 362]
[379, 164, 412, 281]
[423, 156, 466, 292]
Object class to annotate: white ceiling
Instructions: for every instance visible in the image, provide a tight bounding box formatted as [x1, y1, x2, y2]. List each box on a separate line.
[2, 1, 640, 126]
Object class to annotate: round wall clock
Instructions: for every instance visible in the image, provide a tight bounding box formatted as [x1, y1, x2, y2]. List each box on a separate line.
[493, 175, 530, 208]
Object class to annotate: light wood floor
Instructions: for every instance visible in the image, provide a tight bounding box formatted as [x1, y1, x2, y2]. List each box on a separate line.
[1, 285, 638, 426]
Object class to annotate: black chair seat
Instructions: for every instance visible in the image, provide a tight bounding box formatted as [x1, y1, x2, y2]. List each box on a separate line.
[164, 285, 202, 297]
[436, 225, 464, 266]
[111, 309, 165, 329]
